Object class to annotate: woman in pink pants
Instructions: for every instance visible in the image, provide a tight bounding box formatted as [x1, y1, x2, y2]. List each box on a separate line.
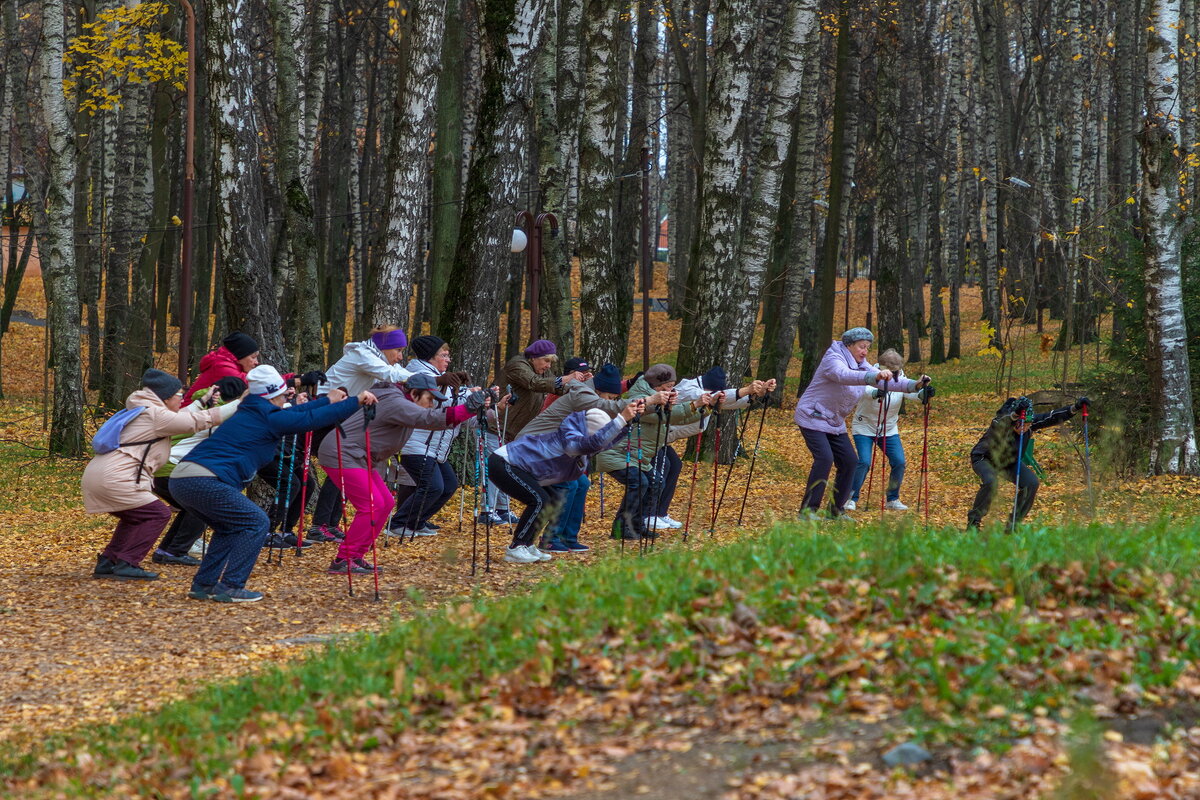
[317, 374, 487, 573]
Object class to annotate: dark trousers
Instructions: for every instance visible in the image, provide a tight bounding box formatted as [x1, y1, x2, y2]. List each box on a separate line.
[309, 425, 344, 529]
[101, 500, 174, 566]
[653, 446, 683, 517]
[800, 427, 857, 513]
[152, 476, 208, 556]
[256, 453, 318, 533]
[968, 458, 1039, 528]
[486, 453, 562, 547]
[393, 456, 457, 529]
[608, 466, 661, 538]
[170, 476, 270, 591]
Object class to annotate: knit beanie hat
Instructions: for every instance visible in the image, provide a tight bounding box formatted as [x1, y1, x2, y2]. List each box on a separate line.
[246, 365, 289, 399]
[213, 376, 247, 402]
[523, 339, 556, 358]
[592, 363, 623, 394]
[643, 363, 677, 388]
[222, 331, 259, 360]
[372, 329, 407, 351]
[142, 368, 183, 401]
[840, 327, 874, 346]
[585, 408, 611, 434]
[410, 335, 446, 361]
[700, 366, 728, 392]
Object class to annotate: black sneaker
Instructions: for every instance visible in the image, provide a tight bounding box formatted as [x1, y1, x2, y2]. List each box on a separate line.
[152, 549, 201, 566]
[103, 560, 160, 581]
[353, 557, 381, 572]
[328, 558, 373, 575]
[188, 584, 216, 600]
[266, 532, 314, 550]
[208, 583, 264, 603]
[304, 526, 339, 543]
[424, 521, 440, 531]
[93, 554, 115, 578]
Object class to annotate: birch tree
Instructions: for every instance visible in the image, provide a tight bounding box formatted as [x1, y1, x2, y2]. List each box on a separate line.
[1140, 0, 1199, 475]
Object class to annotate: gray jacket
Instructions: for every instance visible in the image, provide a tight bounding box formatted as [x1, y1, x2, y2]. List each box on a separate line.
[516, 379, 625, 438]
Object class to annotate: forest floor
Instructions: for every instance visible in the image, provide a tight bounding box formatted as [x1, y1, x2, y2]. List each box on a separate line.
[3, 270, 1200, 797]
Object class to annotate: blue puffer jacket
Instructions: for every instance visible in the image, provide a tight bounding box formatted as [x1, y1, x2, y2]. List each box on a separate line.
[500, 411, 629, 486]
[181, 394, 360, 487]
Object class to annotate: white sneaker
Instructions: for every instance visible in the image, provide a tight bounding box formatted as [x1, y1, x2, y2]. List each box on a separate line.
[412, 525, 438, 537]
[843, 500, 857, 511]
[885, 500, 909, 511]
[504, 546, 539, 564]
[660, 515, 684, 529]
[385, 526, 415, 538]
[522, 544, 552, 562]
[188, 540, 206, 558]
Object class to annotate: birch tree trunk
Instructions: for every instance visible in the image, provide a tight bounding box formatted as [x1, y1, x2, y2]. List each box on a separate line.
[1140, 0, 1199, 475]
[206, 0, 286, 364]
[37, 0, 86, 454]
[373, 0, 448, 330]
[577, 0, 628, 367]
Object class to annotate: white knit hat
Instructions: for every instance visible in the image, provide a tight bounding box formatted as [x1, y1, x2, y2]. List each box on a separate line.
[247, 365, 288, 399]
[585, 408, 611, 434]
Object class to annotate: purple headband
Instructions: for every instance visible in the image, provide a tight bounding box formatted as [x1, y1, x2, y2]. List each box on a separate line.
[372, 329, 407, 351]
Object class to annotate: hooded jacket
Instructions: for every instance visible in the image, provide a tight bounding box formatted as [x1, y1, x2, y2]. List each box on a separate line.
[82, 388, 231, 513]
[496, 412, 629, 486]
[970, 404, 1075, 470]
[794, 341, 918, 435]
[318, 340, 414, 398]
[318, 384, 470, 471]
[179, 394, 360, 487]
[183, 347, 244, 405]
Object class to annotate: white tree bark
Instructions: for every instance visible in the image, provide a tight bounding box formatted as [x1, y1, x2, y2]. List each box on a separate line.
[373, 0, 449, 329]
[1141, 0, 1199, 475]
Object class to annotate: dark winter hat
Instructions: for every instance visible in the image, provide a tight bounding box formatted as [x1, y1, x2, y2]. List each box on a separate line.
[214, 376, 247, 401]
[840, 327, 874, 346]
[593, 363, 623, 395]
[643, 363, 677, 388]
[222, 331, 259, 360]
[405, 371, 449, 402]
[142, 368, 183, 401]
[410, 335, 446, 362]
[523, 339, 557, 358]
[700, 366, 728, 392]
[564, 356, 590, 373]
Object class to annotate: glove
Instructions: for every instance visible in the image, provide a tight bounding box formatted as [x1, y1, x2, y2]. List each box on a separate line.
[362, 403, 377, 423]
[299, 370, 327, 387]
[1074, 396, 1090, 411]
[870, 388, 884, 400]
[465, 389, 488, 414]
[436, 372, 464, 389]
[918, 386, 935, 403]
[452, 371, 471, 385]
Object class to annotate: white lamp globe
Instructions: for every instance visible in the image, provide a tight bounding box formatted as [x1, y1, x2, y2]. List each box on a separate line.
[510, 228, 528, 253]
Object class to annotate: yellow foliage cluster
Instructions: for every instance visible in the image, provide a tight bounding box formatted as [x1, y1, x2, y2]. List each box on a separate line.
[63, 2, 186, 114]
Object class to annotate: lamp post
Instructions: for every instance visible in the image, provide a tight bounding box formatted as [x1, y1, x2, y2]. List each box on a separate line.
[177, 0, 196, 383]
[513, 210, 559, 342]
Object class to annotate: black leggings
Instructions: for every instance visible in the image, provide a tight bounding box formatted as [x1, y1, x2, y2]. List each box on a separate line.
[486, 453, 562, 547]
[968, 458, 1040, 528]
[152, 476, 208, 556]
[309, 425, 344, 529]
[653, 445, 683, 517]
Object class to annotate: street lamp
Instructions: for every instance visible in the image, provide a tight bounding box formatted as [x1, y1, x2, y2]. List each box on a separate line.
[178, 0, 197, 383]
[514, 210, 559, 342]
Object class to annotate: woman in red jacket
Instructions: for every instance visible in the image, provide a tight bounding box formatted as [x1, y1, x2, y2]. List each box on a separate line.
[182, 332, 260, 405]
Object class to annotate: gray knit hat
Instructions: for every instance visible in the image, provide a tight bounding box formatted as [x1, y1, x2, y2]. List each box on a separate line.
[142, 368, 183, 401]
[841, 327, 874, 346]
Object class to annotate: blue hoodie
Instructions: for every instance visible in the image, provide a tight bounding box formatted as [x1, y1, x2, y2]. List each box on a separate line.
[500, 411, 629, 486]
[180, 394, 360, 487]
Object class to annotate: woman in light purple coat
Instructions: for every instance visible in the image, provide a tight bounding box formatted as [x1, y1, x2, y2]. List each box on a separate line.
[793, 328, 928, 519]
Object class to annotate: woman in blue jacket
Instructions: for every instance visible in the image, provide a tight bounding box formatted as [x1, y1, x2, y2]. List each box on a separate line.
[489, 398, 644, 564]
[169, 365, 376, 602]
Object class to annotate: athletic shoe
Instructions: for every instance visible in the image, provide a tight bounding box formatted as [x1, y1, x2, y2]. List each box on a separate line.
[208, 584, 264, 603]
[503, 545, 540, 564]
[831, 512, 857, 523]
[546, 542, 573, 553]
[411, 525, 438, 537]
[266, 532, 314, 549]
[188, 540, 207, 558]
[385, 526, 415, 538]
[327, 558, 373, 575]
[93, 554, 115, 578]
[885, 500, 909, 511]
[187, 583, 215, 600]
[798, 508, 825, 523]
[353, 557, 381, 572]
[524, 545, 552, 562]
[567, 542, 591, 553]
[659, 515, 684, 529]
[424, 521, 440, 531]
[152, 549, 201, 566]
[99, 560, 159, 581]
[843, 500, 857, 511]
[476, 511, 505, 526]
[498, 510, 521, 525]
[305, 527, 340, 543]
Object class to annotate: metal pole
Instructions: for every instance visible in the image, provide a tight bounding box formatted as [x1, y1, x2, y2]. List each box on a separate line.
[641, 145, 651, 371]
[178, 0, 196, 383]
[515, 211, 535, 341]
[533, 212, 557, 345]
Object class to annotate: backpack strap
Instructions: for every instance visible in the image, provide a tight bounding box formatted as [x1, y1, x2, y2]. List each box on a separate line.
[120, 437, 167, 485]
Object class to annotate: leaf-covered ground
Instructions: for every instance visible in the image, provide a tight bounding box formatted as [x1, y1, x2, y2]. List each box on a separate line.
[3, 272, 1200, 797]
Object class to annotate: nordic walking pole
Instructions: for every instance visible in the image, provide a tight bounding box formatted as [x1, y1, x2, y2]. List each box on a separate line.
[708, 395, 725, 535]
[619, 421, 634, 555]
[651, 399, 673, 548]
[334, 425, 353, 596]
[1011, 402, 1029, 531]
[714, 391, 752, 525]
[682, 407, 708, 542]
[876, 389, 892, 514]
[470, 427, 483, 576]
[863, 383, 888, 510]
[362, 405, 381, 601]
[278, 435, 297, 564]
[480, 404, 495, 572]
[266, 439, 289, 564]
[1081, 399, 1093, 500]
[296, 430, 313, 556]
[918, 389, 932, 527]
[736, 399, 769, 527]
[643, 405, 665, 555]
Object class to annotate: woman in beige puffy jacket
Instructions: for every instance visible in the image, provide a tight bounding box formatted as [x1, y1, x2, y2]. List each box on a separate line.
[81, 369, 235, 581]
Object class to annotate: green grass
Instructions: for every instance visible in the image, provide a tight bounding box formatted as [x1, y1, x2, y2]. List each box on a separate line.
[8, 516, 1200, 797]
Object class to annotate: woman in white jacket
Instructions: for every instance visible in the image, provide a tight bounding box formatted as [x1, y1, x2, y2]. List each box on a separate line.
[845, 349, 928, 511]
